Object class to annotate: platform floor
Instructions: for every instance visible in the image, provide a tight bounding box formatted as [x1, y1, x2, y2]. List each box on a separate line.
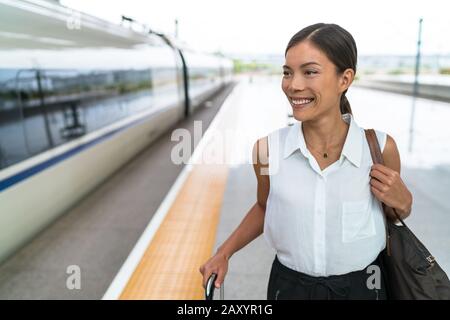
[0, 83, 236, 299]
[1, 75, 450, 299]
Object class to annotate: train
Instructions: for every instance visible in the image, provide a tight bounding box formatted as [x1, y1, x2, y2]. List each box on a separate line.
[0, 0, 234, 264]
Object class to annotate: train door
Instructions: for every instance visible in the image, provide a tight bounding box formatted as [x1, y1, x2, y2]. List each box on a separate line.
[177, 49, 190, 118]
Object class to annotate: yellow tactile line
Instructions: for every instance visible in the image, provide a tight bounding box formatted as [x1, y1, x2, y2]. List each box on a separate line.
[119, 163, 229, 299]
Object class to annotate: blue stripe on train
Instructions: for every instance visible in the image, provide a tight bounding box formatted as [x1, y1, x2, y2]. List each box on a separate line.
[0, 108, 165, 192]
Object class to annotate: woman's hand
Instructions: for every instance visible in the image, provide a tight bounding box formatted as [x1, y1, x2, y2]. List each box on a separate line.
[199, 251, 229, 289]
[369, 164, 412, 220]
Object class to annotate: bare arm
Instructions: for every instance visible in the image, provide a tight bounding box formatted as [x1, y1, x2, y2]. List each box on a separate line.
[199, 136, 270, 288]
[216, 136, 270, 259]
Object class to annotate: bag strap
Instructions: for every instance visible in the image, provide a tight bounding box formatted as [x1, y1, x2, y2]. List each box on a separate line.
[364, 129, 407, 256]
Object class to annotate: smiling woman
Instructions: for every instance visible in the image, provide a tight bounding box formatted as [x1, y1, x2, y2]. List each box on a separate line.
[281, 26, 356, 121]
[200, 23, 414, 301]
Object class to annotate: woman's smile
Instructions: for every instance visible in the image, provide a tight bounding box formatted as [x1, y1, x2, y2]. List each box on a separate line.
[289, 97, 315, 109]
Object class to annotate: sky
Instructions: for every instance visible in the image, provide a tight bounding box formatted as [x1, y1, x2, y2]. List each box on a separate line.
[61, 0, 450, 57]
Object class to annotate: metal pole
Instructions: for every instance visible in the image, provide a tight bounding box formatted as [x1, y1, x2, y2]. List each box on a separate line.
[408, 18, 423, 153]
[175, 19, 179, 38]
[36, 70, 54, 148]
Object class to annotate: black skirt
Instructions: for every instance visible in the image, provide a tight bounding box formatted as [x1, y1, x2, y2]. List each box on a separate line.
[267, 255, 387, 300]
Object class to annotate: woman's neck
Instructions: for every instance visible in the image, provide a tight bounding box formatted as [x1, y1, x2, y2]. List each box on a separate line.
[302, 113, 350, 150]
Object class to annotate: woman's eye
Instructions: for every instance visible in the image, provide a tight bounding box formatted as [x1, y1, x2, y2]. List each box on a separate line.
[305, 70, 317, 75]
[282, 71, 290, 76]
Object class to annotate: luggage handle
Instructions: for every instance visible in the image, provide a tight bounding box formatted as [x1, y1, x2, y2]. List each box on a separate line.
[205, 273, 224, 300]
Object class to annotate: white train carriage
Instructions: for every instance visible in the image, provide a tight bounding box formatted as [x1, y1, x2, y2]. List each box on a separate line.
[0, 0, 234, 264]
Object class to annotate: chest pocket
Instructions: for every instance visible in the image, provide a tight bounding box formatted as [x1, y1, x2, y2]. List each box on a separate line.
[341, 199, 376, 243]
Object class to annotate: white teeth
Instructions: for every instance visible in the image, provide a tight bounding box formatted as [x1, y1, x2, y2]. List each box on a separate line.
[292, 98, 313, 105]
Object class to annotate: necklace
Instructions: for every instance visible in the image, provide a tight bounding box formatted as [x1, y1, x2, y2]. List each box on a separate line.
[308, 146, 329, 158]
[305, 141, 334, 158]
[303, 123, 348, 159]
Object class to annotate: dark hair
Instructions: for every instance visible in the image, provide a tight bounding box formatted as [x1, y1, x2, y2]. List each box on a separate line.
[285, 23, 357, 116]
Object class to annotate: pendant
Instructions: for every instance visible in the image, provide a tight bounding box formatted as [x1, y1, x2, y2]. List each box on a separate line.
[323, 153, 328, 158]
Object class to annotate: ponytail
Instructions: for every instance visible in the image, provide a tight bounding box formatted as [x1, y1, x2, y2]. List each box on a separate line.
[339, 90, 352, 116]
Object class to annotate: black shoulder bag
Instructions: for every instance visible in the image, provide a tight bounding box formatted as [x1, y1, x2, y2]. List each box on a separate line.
[365, 129, 450, 300]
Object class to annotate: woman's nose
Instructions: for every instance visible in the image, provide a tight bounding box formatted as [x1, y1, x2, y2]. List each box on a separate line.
[289, 74, 306, 91]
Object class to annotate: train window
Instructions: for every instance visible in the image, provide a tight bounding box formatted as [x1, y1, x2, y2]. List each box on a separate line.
[19, 69, 58, 157]
[0, 69, 29, 168]
[0, 65, 181, 171]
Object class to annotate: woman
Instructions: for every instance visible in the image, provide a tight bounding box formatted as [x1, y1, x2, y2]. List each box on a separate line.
[199, 23, 413, 300]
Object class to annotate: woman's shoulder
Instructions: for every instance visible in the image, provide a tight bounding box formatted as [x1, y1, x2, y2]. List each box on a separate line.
[366, 128, 399, 161]
[266, 124, 292, 145]
[373, 128, 388, 152]
[252, 124, 297, 168]
[255, 124, 291, 147]
[252, 125, 289, 164]
[364, 127, 388, 152]
[252, 136, 269, 179]
[252, 136, 269, 167]
[370, 129, 401, 173]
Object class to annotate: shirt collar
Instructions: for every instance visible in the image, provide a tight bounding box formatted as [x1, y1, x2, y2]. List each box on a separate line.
[283, 113, 363, 168]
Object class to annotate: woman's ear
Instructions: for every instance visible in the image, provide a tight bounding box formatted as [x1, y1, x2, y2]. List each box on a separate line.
[340, 68, 355, 92]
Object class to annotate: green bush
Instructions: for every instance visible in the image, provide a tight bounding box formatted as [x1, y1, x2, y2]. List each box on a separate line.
[439, 68, 450, 75]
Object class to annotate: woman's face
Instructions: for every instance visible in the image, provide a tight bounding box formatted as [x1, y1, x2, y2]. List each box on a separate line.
[282, 40, 352, 121]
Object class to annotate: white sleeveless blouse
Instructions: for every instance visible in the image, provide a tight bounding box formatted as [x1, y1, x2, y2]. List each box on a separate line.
[264, 113, 387, 277]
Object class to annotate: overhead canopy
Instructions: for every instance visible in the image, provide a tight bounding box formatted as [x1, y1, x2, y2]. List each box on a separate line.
[0, 0, 163, 50]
